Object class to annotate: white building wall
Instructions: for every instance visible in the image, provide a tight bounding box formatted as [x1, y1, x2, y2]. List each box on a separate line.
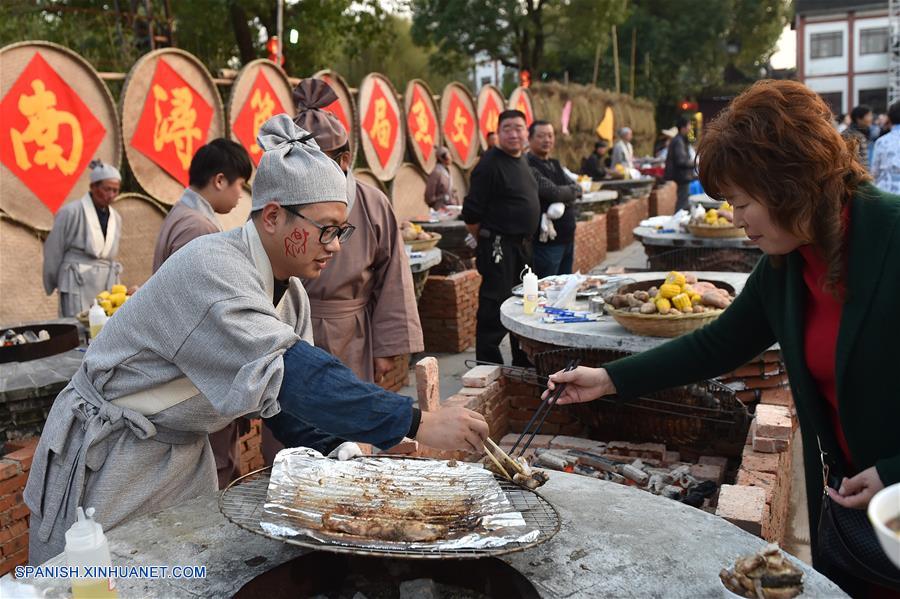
[854, 15, 890, 72]
[805, 75, 850, 112]
[805, 20, 850, 77]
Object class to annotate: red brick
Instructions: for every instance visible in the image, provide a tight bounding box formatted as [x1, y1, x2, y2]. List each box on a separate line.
[415, 357, 441, 412]
[754, 404, 791, 441]
[739, 448, 780, 474]
[3, 437, 38, 454]
[382, 439, 419, 455]
[3, 447, 35, 472]
[691, 463, 724, 484]
[0, 462, 20, 483]
[462, 365, 502, 388]
[752, 435, 788, 454]
[739, 373, 789, 390]
[10, 504, 29, 521]
[716, 484, 767, 537]
[549, 436, 603, 452]
[0, 474, 26, 497]
[698, 455, 728, 469]
[736, 468, 777, 505]
[725, 362, 765, 378]
[759, 386, 793, 407]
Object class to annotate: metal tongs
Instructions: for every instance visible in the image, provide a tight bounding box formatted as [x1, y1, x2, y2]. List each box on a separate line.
[508, 358, 580, 457]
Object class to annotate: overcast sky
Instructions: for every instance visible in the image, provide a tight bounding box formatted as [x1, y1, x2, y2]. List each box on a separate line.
[770, 24, 796, 69]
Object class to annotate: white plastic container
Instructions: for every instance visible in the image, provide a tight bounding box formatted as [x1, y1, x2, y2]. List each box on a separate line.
[88, 301, 108, 340]
[65, 507, 117, 598]
[868, 482, 900, 568]
[522, 266, 538, 315]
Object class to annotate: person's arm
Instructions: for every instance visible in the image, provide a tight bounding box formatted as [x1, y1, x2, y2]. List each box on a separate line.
[462, 162, 490, 236]
[168, 218, 220, 260]
[42, 207, 72, 295]
[870, 139, 883, 179]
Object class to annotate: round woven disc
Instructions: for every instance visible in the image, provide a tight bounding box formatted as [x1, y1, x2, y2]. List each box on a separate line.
[215, 186, 252, 232]
[403, 79, 441, 174]
[227, 59, 293, 178]
[358, 73, 405, 181]
[390, 163, 429, 223]
[449, 163, 469, 200]
[508, 87, 535, 127]
[353, 168, 387, 195]
[440, 83, 479, 169]
[0, 41, 121, 232]
[313, 70, 358, 167]
[112, 192, 167, 287]
[121, 49, 225, 205]
[0, 217, 59, 323]
[476, 84, 505, 150]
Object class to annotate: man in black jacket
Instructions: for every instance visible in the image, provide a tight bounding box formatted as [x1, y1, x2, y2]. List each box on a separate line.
[664, 117, 695, 212]
[580, 140, 611, 181]
[463, 110, 540, 366]
[528, 120, 582, 278]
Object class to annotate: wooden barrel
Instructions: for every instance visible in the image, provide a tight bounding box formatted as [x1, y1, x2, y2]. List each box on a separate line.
[121, 48, 225, 205]
[227, 59, 293, 173]
[353, 167, 387, 195]
[0, 216, 58, 323]
[403, 79, 440, 174]
[390, 163, 429, 223]
[0, 41, 122, 232]
[358, 73, 405, 181]
[215, 186, 252, 232]
[313, 70, 357, 166]
[449, 163, 469, 200]
[476, 84, 505, 150]
[440, 82, 479, 169]
[508, 87, 535, 127]
[112, 193, 167, 287]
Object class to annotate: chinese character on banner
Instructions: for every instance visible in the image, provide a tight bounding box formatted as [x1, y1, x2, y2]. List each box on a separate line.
[360, 81, 398, 169]
[319, 75, 350, 136]
[0, 52, 106, 213]
[516, 95, 533, 127]
[131, 59, 213, 185]
[443, 92, 474, 161]
[232, 70, 286, 166]
[407, 86, 436, 162]
[479, 93, 501, 139]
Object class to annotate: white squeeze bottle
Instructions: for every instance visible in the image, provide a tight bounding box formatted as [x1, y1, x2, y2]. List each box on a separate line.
[88, 301, 107, 340]
[522, 266, 539, 315]
[65, 507, 117, 599]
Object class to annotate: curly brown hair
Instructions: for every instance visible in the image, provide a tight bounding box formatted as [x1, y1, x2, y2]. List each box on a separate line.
[697, 79, 870, 294]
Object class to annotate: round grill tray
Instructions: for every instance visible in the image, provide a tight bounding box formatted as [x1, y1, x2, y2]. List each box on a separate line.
[219, 465, 560, 560]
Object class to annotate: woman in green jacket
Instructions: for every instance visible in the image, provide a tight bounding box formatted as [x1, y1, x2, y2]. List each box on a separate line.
[546, 80, 900, 596]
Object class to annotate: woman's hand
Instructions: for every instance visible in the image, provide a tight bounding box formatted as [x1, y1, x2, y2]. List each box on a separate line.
[541, 367, 617, 405]
[827, 466, 884, 509]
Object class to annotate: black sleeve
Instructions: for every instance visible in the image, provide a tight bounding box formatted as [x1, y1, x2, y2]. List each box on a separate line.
[463, 161, 491, 225]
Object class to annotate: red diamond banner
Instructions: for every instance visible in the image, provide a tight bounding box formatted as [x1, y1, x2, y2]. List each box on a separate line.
[479, 93, 501, 139]
[232, 70, 286, 166]
[361, 80, 398, 169]
[131, 58, 213, 186]
[516, 95, 533, 126]
[407, 85, 437, 162]
[0, 52, 106, 213]
[320, 74, 350, 137]
[443, 91, 475, 162]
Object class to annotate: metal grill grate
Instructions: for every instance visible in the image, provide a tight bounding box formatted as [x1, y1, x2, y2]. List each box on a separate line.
[219, 467, 560, 560]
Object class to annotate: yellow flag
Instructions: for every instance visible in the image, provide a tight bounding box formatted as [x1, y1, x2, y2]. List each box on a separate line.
[595, 106, 614, 143]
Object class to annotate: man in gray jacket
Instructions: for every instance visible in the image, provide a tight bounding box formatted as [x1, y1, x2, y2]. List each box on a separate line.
[664, 117, 695, 212]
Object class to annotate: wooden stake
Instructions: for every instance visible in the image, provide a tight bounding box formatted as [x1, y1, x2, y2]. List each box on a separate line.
[630, 27, 637, 95]
[592, 41, 602, 87]
[612, 24, 620, 94]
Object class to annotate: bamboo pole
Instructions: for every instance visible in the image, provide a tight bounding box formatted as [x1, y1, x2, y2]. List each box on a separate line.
[592, 41, 601, 87]
[630, 27, 637, 95]
[612, 25, 620, 94]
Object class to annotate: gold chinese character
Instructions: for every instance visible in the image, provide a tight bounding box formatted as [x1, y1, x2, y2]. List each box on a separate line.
[11, 79, 84, 176]
[450, 107, 469, 146]
[152, 84, 202, 170]
[484, 109, 498, 137]
[369, 98, 392, 149]
[249, 88, 275, 156]
[410, 99, 433, 146]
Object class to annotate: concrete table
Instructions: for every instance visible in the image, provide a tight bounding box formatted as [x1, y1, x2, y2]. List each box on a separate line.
[634, 226, 762, 273]
[10, 471, 845, 598]
[419, 218, 473, 264]
[407, 247, 442, 302]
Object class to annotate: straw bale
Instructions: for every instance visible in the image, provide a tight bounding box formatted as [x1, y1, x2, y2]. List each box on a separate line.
[390, 163, 429, 223]
[0, 215, 58, 324]
[112, 193, 166, 288]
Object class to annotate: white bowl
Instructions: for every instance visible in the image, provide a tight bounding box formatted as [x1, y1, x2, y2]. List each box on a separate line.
[868, 482, 900, 568]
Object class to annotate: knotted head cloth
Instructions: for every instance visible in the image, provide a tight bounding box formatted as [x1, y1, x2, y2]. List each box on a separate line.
[292, 79, 349, 153]
[88, 160, 121, 183]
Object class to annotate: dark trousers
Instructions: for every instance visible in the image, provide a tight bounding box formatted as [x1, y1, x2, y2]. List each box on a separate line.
[532, 241, 574, 279]
[475, 232, 531, 367]
[675, 182, 691, 212]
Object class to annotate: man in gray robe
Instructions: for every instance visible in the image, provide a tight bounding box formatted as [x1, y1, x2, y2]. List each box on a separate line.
[25, 115, 489, 565]
[42, 161, 123, 316]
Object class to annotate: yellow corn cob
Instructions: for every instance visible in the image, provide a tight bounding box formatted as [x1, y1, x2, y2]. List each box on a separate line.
[665, 271, 686, 287]
[659, 283, 682, 299]
[671, 293, 691, 311]
[656, 297, 672, 314]
[691, 294, 702, 304]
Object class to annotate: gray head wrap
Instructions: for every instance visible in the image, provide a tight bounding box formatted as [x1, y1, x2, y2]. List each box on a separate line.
[251, 114, 355, 212]
[88, 160, 121, 183]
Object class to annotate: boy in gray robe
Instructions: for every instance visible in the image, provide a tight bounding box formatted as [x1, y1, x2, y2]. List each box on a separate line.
[25, 116, 489, 565]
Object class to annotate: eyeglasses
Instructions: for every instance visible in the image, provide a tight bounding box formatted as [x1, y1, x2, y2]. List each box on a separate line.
[283, 205, 356, 244]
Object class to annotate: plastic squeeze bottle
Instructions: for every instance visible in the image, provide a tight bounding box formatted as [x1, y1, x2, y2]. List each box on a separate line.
[65, 507, 117, 599]
[522, 266, 539, 315]
[88, 301, 107, 340]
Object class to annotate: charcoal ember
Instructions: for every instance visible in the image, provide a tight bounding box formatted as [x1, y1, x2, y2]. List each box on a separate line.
[662, 485, 683, 500]
[536, 452, 569, 470]
[620, 464, 649, 485]
[681, 480, 718, 508]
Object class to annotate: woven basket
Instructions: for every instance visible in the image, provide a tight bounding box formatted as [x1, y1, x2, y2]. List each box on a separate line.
[405, 232, 441, 252]
[607, 278, 734, 338]
[686, 223, 747, 239]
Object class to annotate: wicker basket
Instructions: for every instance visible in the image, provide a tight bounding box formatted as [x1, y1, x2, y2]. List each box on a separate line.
[685, 223, 747, 239]
[405, 232, 442, 252]
[607, 279, 734, 338]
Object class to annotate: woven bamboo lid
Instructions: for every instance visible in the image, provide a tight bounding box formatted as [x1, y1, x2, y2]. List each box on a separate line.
[353, 168, 387, 195]
[440, 82, 479, 169]
[403, 79, 441, 174]
[0, 41, 121, 232]
[390, 163, 429, 223]
[227, 59, 293, 177]
[0, 216, 59, 324]
[121, 49, 225, 205]
[508, 87, 535, 126]
[215, 187, 252, 232]
[112, 192, 167, 287]
[358, 73, 405, 181]
[449, 163, 469, 200]
[313, 70, 358, 167]
[476, 84, 505, 150]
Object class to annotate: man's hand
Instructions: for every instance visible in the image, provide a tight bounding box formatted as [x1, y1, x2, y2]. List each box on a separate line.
[542, 366, 617, 405]
[416, 407, 489, 453]
[465, 223, 481, 238]
[374, 357, 395, 384]
[827, 466, 884, 509]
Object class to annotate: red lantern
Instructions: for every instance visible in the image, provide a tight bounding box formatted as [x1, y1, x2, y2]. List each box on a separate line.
[519, 70, 531, 89]
[266, 37, 283, 65]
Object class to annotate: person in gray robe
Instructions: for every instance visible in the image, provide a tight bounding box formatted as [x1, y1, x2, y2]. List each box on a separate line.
[42, 161, 123, 317]
[25, 115, 490, 565]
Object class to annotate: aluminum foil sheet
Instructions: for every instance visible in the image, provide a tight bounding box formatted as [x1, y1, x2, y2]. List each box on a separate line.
[260, 448, 541, 551]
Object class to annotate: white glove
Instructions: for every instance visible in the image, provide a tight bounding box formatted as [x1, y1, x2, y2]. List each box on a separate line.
[539, 213, 557, 243]
[464, 233, 478, 249]
[547, 202, 565, 220]
[327, 442, 363, 461]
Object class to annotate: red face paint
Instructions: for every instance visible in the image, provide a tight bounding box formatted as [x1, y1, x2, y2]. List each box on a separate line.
[284, 228, 309, 257]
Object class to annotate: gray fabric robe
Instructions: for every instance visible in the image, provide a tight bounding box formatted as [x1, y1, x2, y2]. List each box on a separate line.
[42, 193, 122, 317]
[26, 221, 313, 565]
[152, 187, 223, 273]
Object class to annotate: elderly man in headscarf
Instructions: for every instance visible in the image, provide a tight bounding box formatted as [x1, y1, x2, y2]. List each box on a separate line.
[42, 160, 123, 317]
[610, 127, 634, 172]
[424, 147, 458, 209]
[24, 115, 489, 565]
